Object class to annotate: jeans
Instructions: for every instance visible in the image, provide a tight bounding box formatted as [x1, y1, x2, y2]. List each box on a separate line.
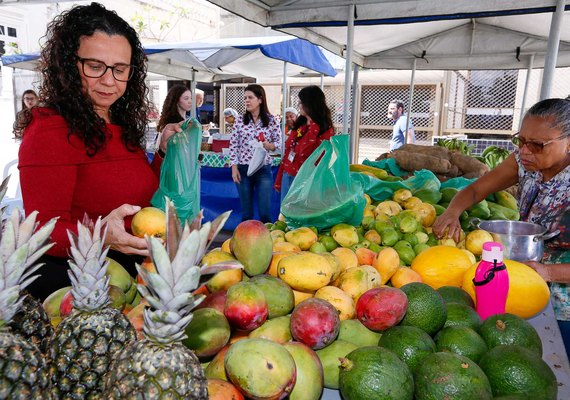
[280, 172, 295, 203]
[235, 164, 273, 222]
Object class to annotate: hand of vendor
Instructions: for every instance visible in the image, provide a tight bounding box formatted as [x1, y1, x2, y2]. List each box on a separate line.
[523, 260, 570, 283]
[102, 204, 149, 257]
[432, 209, 462, 243]
[231, 164, 241, 184]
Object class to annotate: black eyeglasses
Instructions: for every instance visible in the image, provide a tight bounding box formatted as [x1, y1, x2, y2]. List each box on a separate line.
[77, 57, 135, 82]
[511, 131, 569, 154]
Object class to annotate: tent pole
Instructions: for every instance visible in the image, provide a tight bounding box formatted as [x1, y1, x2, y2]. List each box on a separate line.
[320, 74, 324, 90]
[343, 4, 355, 159]
[350, 64, 359, 162]
[281, 61, 288, 156]
[190, 69, 197, 119]
[405, 58, 417, 145]
[539, 0, 565, 100]
[519, 54, 534, 130]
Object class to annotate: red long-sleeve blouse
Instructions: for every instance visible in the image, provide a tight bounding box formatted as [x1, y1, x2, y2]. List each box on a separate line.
[275, 121, 334, 190]
[18, 107, 161, 258]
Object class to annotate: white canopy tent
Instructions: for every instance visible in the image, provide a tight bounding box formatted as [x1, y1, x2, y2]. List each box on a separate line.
[206, 0, 570, 159]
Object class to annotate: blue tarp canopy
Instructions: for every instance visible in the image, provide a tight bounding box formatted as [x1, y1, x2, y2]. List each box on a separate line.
[1, 35, 336, 81]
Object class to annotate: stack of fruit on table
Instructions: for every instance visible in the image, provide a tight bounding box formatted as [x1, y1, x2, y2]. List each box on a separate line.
[182, 214, 555, 399]
[2, 165, 557, 400]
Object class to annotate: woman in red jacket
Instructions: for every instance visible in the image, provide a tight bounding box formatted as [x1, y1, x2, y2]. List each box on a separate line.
[14, 4, 181, 300]
[275, 85, 335, 202]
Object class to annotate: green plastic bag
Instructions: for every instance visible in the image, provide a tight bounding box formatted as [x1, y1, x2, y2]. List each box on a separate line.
[281, 134, 366, 230]
[352, 169, 441, 202]
[440, 176, 476, 191]
[151, 118, 201, 223]
[362, 158, 407, 177]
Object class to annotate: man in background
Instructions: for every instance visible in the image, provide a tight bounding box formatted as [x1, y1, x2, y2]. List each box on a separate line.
[387, 99, 415, 151]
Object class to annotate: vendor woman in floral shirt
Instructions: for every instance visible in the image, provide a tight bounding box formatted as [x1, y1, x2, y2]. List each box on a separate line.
[433, 98, 570, 356]
[229, 84, 281, 222]
[275, 85, 335, 201]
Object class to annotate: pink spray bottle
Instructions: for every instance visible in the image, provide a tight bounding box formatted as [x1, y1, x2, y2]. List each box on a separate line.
[472, 241, 509, 320]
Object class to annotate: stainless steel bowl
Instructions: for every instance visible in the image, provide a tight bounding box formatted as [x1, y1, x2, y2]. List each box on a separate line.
[477, 220, 559, 261]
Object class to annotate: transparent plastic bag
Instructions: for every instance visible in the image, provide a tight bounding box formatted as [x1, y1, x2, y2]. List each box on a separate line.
[247, 141, 267, 176]
[281, 134, 365, 230]
[151, 118, 201, 222]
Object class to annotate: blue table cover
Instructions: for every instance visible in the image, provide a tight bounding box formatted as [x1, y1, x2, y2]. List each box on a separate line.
[200, 165, 281, 230]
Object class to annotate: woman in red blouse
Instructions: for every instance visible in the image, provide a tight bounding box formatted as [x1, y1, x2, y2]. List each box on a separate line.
[15, 4, 181, 300]
[275, 85, 335, 201]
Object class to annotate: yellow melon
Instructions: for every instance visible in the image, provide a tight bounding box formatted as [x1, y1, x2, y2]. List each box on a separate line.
[410, 245, 473, 289]
[462, 259, 550, 319]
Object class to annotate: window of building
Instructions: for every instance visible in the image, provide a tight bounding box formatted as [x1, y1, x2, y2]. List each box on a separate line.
[7, 27, 16, 37]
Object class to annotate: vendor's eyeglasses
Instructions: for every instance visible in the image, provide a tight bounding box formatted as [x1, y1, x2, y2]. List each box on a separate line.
[511, 132, 569, 153]
[77, 57, 135, 82]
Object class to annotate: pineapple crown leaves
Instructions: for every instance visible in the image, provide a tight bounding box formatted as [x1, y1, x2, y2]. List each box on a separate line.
[66, 216, 111, 311]
[136, 235, 204, 344]
[136, 200, 239, 344]
[0, 208, 57, 327]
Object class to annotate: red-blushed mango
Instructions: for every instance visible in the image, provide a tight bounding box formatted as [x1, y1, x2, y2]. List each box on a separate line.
[196, 290, 227, 314]
[231, 220, 273, 276]
[290, 298, 340, 350]
[355, 247, 376, 266]
[224, 281, 268, 331]
[356, 287, 408, 332]
[283, 342, 324, 400]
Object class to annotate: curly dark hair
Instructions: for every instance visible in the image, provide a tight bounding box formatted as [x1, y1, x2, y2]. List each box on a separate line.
[293, 85, 333, 135]
[157, 84, 189, 133]
[14, 2, 150, 155]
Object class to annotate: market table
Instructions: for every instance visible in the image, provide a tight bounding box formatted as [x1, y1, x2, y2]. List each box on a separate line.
[200, 151, 282, 230]
[320, 300, 570, 400]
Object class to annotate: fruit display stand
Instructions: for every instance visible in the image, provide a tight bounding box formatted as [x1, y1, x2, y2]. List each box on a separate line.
[317, 300, 570, 400]
[199, 152, 282, 230]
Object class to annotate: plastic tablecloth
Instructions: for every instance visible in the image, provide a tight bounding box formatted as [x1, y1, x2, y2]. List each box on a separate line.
[200, 165, 281, 230]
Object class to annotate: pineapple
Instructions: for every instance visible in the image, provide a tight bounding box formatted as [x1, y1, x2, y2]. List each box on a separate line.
[4, 209, 56, 354]
[106, 204, 236, 398]
[0, 176, 54, 354]
[0, 208, 57, 398]
[49, 217, 136, 398]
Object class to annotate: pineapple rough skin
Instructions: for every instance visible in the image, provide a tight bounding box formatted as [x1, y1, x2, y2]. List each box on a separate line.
[10, 295, 54, 354]
[0, 332, 52, 399]
[106, 339, 207, 399]
[49, 307, 136, 398]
